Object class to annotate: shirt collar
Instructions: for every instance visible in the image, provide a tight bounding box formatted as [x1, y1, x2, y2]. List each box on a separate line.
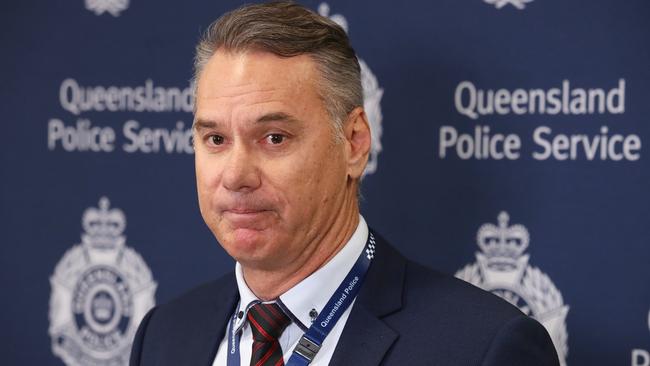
[232, 215, 368, 332]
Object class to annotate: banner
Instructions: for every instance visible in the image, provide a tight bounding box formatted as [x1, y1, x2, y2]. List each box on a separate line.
[2, 1, 649, 365]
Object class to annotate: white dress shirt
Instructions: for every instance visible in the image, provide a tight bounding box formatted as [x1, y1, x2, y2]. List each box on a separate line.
[213, 215, 369, 365]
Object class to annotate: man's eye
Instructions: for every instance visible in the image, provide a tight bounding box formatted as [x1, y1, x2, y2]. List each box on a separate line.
[266, 134, 285, 145]
[210, 135, 224, 145]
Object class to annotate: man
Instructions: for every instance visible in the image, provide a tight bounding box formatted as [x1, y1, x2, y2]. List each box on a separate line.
[130, 2, 560, 365]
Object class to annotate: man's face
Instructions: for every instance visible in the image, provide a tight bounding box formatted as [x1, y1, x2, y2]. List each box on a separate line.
[194, 50, 351, 271]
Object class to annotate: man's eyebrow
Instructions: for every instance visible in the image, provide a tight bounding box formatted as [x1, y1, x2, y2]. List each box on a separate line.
[193, 119, 219, 130]
[256, 112, 300, 124]
[193, 113, 299, 130]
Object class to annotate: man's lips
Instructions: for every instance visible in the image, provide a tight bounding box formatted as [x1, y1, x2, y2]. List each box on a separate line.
[224, 208, 268, 214]
[222, 208, 273, 228]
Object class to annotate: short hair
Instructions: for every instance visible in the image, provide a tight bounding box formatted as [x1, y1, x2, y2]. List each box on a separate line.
[193, 1, 363, 139]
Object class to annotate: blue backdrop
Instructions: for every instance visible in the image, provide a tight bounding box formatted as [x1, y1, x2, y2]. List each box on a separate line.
[2, 0, 649, 365]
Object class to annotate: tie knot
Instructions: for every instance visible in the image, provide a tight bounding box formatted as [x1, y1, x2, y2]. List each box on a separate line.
[247, 303, 291, 342]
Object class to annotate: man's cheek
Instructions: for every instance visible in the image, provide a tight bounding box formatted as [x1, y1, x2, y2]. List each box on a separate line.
[197, 164, 221, 189]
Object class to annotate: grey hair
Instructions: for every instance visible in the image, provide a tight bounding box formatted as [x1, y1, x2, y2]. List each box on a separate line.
[192, 1, 363, 140]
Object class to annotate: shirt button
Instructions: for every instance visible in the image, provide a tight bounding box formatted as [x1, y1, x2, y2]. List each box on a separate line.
[309, 308, 318, 321]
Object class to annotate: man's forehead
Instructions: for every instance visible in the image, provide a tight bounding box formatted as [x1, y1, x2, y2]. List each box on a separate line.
[197, 50, 318, 96]
[195, 50, 324, 124]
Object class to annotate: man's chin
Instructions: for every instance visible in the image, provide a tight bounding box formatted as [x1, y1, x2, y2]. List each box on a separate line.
[230, 227, 267, 245]
[217, 226, 273, 258]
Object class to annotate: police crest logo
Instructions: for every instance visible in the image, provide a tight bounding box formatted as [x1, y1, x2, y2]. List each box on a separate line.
[456, 212, 569, 366]
[484, 0, 533, 10]
[85, 0, 129, 17]
[49, 197, 156, 366]
[318, 3, 384, 176]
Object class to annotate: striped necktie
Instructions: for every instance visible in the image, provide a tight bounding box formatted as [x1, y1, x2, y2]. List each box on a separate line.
[247, 302, 291, 366]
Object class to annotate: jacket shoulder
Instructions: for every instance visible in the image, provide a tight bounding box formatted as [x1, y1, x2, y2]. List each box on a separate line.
[130, 273, 238, 366]
[404, 260, 523, 321]
[363, 232, 557, 365]
[385, 258, 558, 365]
[385, 262, 559, 366]
[153, 273, 237, 323]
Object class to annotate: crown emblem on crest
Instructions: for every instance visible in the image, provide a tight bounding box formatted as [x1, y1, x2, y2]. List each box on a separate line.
[85, 0, 129, 17]
[484, 0, 534, 10]
[477, 211, 529, 269]
[82, 197, 126, 249]
[318, 3, 348, 32]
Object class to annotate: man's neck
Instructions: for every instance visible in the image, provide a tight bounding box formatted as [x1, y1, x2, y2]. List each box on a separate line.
[241, 199, 360, 301]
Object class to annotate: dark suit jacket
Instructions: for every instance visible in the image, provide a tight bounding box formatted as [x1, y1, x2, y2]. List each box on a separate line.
[130, 232, 560, 366]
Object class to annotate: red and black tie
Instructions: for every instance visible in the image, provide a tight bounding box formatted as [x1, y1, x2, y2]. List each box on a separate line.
[247, 302, 291, 366]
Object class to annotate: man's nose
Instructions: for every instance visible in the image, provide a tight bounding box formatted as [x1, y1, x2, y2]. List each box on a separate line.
[222, 142, 261, 192]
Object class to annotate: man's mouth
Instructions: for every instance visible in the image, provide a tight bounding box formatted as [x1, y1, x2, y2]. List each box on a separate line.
[222, 208, 272, 228]
[225, 208, 265, 214]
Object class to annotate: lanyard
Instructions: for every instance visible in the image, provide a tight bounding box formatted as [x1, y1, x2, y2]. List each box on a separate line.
[226, 231, 376, 366]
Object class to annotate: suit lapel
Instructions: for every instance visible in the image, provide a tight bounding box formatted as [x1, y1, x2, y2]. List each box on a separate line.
[328, 304, 398, 366]
[329, 231, 406, 366]
[191, 276, 239, 366]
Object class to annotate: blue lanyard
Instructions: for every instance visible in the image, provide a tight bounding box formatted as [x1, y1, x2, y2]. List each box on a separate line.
[226, 232, 376, 366]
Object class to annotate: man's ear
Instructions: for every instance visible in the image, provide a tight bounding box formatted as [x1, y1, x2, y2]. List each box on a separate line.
[343, 106, 371, 180]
